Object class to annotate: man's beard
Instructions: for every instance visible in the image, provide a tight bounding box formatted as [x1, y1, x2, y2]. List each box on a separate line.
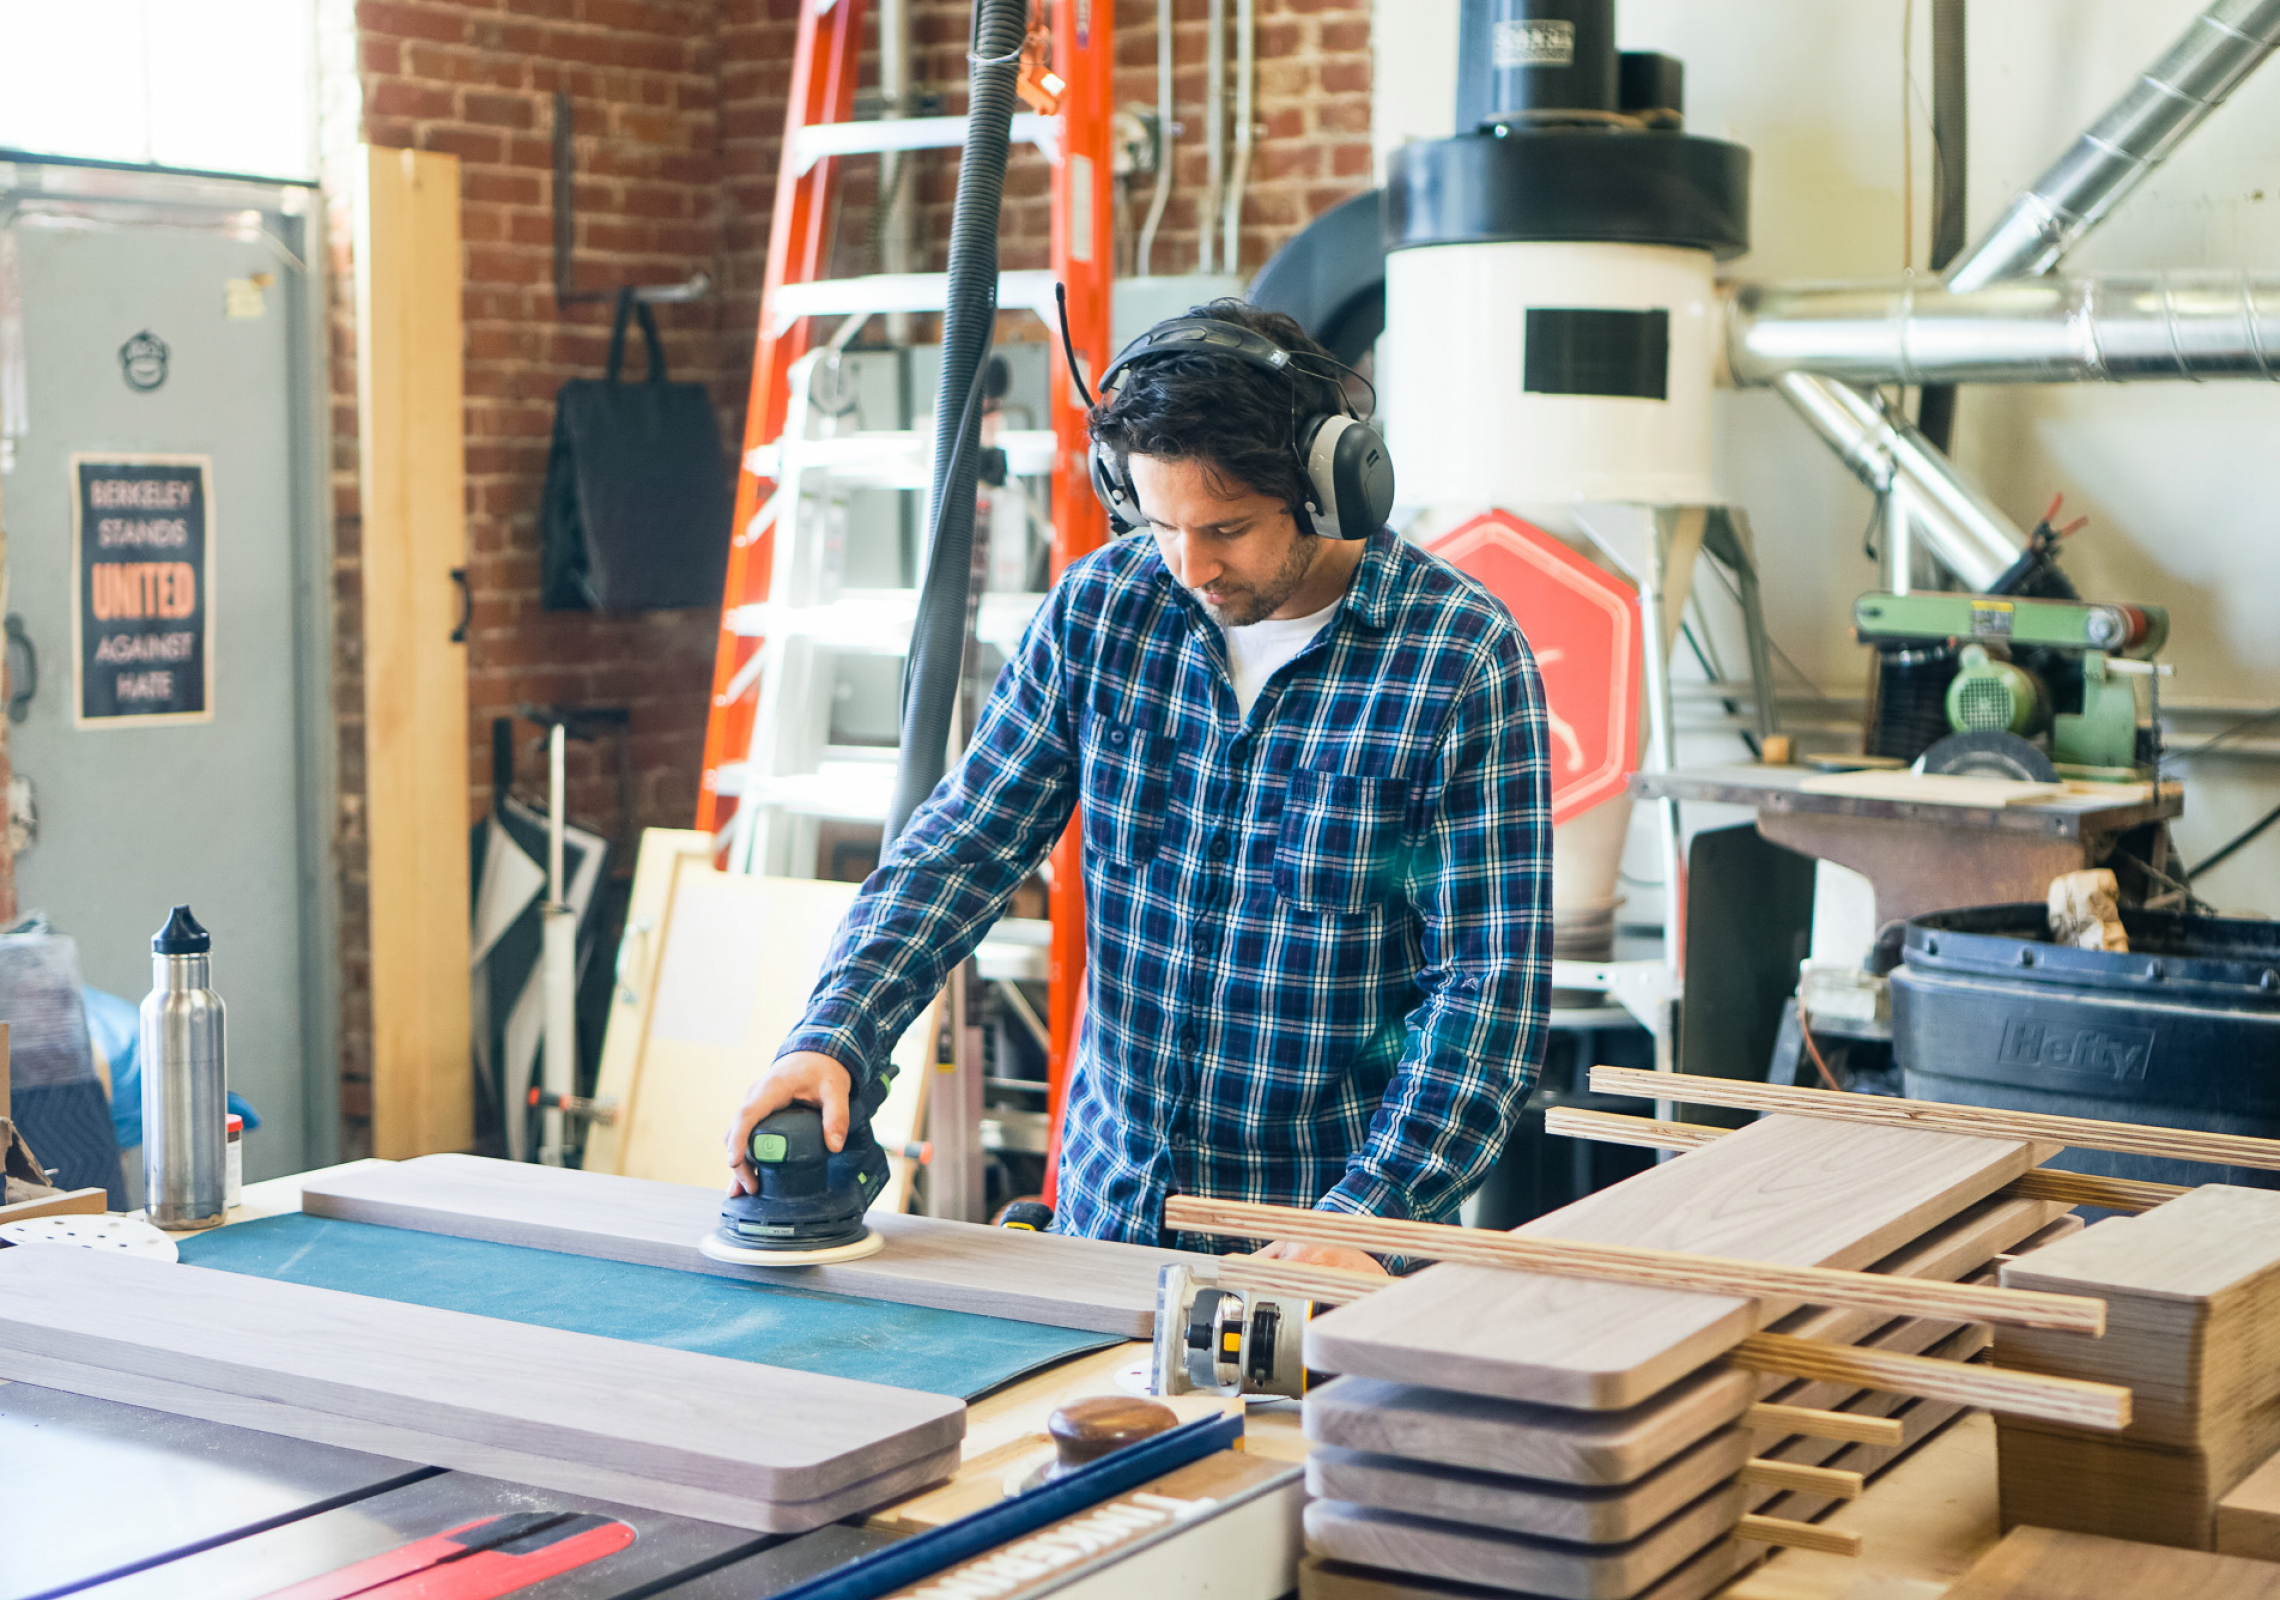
[1193, 532, 1319, 627]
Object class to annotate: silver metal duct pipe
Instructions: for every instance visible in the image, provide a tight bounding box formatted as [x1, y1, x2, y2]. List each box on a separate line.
[1945, 0, 2280, 292]
[1774, 373, 2024, 593]
[1730, 271, 2280, 386]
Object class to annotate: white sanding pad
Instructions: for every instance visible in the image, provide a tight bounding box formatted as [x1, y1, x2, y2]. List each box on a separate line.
[0, 1214, 180, 1261]
[696, 1227, 885, 1268]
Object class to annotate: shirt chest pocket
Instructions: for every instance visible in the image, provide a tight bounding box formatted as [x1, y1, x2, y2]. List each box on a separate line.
[1081, 717, 1174, 867]
[1274, 768, 1412, 914]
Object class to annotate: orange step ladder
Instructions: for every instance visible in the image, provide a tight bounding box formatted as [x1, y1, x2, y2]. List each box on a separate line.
[696, 0, 1113, 1128]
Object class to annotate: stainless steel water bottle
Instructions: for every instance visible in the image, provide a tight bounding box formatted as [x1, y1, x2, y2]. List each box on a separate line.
[140, 904, 227, 1229]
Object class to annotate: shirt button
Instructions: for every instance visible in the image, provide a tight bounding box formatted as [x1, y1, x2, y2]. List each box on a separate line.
[1208, 832, 1231, 859]
[1110, 729, 1127, 746]
[1178, 1025, 1201, 1052]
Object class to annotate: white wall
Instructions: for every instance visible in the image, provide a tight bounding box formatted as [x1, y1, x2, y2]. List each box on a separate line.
[1374, 0, 2280, 912]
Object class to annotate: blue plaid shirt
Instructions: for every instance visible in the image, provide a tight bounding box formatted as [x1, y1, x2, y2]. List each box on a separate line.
[783, 526, 1552, 1252]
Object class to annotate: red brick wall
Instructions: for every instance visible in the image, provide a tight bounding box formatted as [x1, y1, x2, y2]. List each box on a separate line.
[322, 0, 1368, 1152]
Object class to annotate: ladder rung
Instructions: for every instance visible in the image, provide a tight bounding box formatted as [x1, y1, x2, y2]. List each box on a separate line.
[727, 589, 1047, 651]
[792, 112, 1059, 175]
[744, 429, 1058, 485]
[770, 270, 1063, 334]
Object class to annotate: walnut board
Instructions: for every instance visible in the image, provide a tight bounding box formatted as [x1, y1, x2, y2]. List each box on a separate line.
[1306, 1115, 2041, 1409]
[1944, 1525, 2280, 1600]
[1303, 1428, 1751, 1547]
[300, 1152, 1195, 1336]
[0, 1247, 963, 1528]
[0, 1346, 957, 1532]
[1303, 1481, 1743, 1600]
[1304, 1367, 1757, 1489]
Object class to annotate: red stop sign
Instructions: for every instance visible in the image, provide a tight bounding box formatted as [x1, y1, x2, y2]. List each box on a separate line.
[1426, 511, 1642, 825]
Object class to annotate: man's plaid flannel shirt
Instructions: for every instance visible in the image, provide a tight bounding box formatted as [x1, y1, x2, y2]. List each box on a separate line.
[780, 525, 1552, 1254]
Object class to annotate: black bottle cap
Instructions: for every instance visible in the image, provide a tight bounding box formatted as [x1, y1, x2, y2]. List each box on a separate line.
[153, 905, 210, 954]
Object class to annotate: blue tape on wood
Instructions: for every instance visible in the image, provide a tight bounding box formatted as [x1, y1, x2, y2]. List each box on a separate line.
[178, 1214, 1120, 1401]
[765, 1412, 1247, 1600]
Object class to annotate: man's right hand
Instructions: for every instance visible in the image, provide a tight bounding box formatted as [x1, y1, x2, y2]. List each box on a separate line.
[727, 1052, 854, 1195]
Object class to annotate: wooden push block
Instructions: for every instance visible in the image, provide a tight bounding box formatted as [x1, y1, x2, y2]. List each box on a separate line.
[2217, 1446, 2280, 1562]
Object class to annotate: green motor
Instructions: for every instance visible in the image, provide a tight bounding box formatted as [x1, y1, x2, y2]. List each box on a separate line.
[1945, 645, 2048, 737]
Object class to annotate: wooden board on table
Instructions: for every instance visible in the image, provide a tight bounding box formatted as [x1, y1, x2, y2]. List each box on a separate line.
[2217, 1446, 2280, 1562]
[1304, 1481, 1743, 1600]
[1304, 1427, 1751, 1547]
[355, 146, 472, 1161]
[1297, 1538, 1752, 1600]
[300, 1152, 1195, 1336]
[1944, 1525, 2280, 1600]
[1305, 1367, 1757, 1489]
[1795, 770, 2071, 806]
[0, 1247, 963, 1528]
[0, 1344, 957, 1532]
[1306, 1115, 2043, 1409]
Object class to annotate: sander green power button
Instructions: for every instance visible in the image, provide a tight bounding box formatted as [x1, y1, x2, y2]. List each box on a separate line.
[752, 1132, 789, 1164]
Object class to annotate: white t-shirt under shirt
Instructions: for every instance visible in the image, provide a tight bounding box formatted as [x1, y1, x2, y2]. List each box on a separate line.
[1219, 597, 1343, 717]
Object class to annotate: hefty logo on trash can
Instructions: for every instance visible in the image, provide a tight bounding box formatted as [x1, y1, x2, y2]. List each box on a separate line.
[1999, 1017, 2155, 1083]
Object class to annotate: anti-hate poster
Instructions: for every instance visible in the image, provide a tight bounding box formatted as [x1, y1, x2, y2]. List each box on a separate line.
[72, 454, 213, 726]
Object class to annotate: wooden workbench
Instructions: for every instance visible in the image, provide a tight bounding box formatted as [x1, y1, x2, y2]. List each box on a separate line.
[230, 1166, 2001, 1593]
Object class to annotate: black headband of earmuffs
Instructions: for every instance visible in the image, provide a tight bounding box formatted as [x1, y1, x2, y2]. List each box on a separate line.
[1070, 305, 1397, 542]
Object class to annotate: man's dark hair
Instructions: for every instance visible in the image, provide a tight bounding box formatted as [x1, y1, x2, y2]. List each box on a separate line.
[1088, 299, 1350, 511]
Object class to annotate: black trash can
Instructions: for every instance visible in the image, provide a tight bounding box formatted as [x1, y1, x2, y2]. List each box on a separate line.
[1892, 904, 2280, 1190]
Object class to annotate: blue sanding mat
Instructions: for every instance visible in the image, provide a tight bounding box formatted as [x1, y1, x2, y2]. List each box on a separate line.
[178, 1213, 1122, 1400]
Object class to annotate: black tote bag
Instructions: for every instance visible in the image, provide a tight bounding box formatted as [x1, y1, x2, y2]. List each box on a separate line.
[541, 289, 734, 612]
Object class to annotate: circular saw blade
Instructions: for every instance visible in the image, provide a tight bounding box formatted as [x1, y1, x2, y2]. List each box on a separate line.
[1921, 729, 2059, 783]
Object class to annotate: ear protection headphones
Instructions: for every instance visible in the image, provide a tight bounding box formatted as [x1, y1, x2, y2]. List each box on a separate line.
[1082, 316, 1397, 542]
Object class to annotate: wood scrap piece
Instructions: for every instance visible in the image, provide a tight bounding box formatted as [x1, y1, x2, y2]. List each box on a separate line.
[0, 1248, 963, 1522]
[1944, 1525, 2280, 1600]
[1743, 1404, 1901, 1448]
[1733, 1330, 2127, 1431]
[1730, 1513, 1859, 1555]
[1302, 1428, 1751, 1546]
[2216, 1446, 2280, 1561]
[1303, 1483, 1743, 1600]
[2048, 867, 2128, 952]
[301, 1152, 1192, 1336]
[1735, 1458, 1860, 1499]
[1996, 1417, 2222, 1550]
[1304, 1367, 1756, 1488]
[1305, 1114, 2043, 1409]
[0, 1344, 955, 1532]
[1748, 1324, 1986, 1459]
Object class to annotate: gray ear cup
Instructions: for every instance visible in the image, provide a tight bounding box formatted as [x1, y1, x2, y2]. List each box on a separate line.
[1089, 440, 1143, 534]
[1301, 415, 1396, 541]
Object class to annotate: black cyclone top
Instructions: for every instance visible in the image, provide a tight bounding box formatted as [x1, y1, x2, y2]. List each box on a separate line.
[153, 904, 210, 954]
[1386, 128, 1750, 259]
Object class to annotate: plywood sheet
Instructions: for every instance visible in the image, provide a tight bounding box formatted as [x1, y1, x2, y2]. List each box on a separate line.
[1306, 1115, 2038, 1409]
[355, 145, 472, 1160]
[300, 1152, 1194, 1335]
[1304, 1481, 1742, 1600]
[605, 859, 937, 1192]
[585, 828, 711, 1177]
[0, 1248, 962, 1526]
[1298, 1539, 1751, 1600]
[1304, 1367, 1755, 1489]
[1304, 1428, 1750, 1546]
[1945, 1525, 2280, 1600]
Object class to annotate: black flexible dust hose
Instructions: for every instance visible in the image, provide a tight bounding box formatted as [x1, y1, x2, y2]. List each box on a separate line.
[883, 0, 1029, 849]
[1918, 0, 1968, 453]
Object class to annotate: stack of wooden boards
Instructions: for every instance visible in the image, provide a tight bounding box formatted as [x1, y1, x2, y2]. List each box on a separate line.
[1293, 1113, 2074, 1600]
[0, 1245, 966, 1531]
[1995, 1183, 2280, 1549]
[1944, 1525, 2280, 1600]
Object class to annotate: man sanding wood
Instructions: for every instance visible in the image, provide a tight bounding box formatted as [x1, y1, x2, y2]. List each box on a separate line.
[728, 302, 1552, 1274]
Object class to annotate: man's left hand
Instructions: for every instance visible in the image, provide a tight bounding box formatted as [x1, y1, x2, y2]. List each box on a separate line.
[1248, 1240, 1389, 1276]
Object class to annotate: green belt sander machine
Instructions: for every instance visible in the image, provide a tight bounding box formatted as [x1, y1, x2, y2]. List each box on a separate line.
[1853, 590, 2169, 782]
